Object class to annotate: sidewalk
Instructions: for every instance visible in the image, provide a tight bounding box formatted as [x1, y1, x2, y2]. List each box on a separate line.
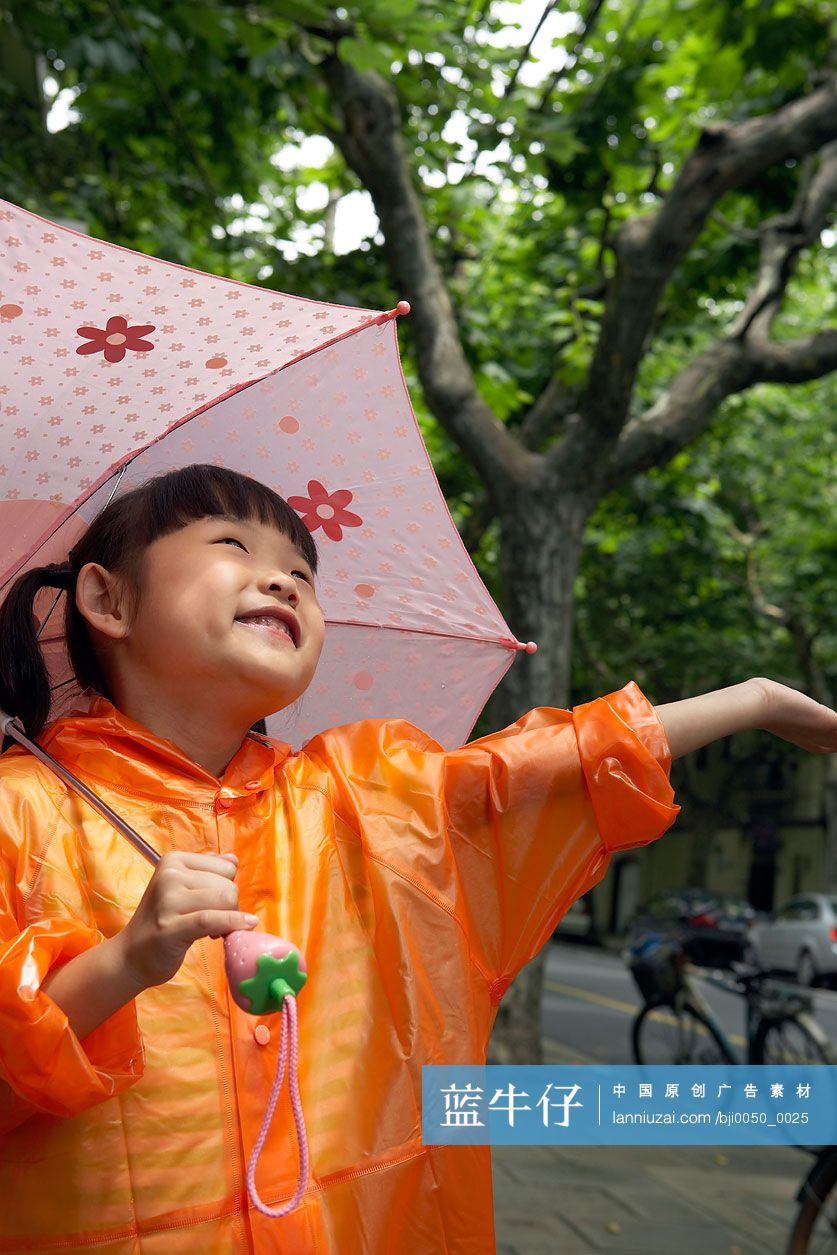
[492, 937, 810, 1253]
[492, 1141, 808, 1254]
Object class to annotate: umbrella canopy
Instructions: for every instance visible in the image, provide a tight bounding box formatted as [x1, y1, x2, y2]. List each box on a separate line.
[0, 198, 534, 749]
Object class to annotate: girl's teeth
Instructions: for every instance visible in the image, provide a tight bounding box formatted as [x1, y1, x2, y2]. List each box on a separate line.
[244, 617, 292, 638]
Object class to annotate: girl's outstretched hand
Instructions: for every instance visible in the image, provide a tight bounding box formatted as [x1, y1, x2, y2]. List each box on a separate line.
[757, 678, 837, 754]
[116, 850, 259, 991]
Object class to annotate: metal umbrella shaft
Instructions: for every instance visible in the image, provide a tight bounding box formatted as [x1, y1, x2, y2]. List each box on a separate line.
[0, 709, 160, 866]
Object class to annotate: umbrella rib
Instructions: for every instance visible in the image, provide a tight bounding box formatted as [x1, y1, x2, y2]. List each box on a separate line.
[39, 623, 526, 650]
[36, 592, 63, 642]
[322, 618, 522, 650]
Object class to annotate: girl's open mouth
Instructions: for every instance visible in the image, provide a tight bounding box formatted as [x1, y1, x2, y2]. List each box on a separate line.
[235, 617, 296, 646]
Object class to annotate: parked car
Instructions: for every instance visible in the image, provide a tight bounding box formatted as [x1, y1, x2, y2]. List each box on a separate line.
[746, 894, 837, 988]
[624, 887, 757, 968]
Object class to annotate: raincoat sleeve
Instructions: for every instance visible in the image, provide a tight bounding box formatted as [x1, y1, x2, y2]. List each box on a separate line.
[323, 681, 679, 994]
[0, 775, 145, 1133]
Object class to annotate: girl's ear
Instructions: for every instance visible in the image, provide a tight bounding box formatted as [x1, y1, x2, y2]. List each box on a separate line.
[75, 563, 130, 640]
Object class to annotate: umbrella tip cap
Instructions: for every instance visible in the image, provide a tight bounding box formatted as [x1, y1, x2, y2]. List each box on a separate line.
[395, 300, 411, 317]
[517, 640, 538, 654]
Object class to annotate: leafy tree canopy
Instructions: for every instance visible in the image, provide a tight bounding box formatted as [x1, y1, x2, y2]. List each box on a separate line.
[2, 0, 835, 731]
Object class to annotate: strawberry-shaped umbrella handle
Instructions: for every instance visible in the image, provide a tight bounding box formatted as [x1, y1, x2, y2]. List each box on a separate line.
[237, 949, 307, 1015]
[224, 928, 310, 1217]
[223, 928, 308, 1013]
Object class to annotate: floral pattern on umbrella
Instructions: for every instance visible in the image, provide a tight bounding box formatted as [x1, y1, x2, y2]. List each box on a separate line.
[287, 480, 363, 542]
[0, 195, 525, 750]
[76, 315, 156, 364]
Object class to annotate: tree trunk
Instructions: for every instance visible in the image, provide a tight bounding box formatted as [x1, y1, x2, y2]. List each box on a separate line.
[486, 486, 589, 721]
[485, 488, 590, 1064]
[685, 807, 717, 889]
[825, 760, 837, 893]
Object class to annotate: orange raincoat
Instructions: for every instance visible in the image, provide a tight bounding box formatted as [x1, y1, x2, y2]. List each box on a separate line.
[0, 681, 679, 1253]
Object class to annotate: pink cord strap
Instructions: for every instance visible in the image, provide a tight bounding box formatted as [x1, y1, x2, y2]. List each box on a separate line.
[246, 995, 310, 1217]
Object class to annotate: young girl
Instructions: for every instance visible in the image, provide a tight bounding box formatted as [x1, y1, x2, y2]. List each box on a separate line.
[0, 464, 834, 1255]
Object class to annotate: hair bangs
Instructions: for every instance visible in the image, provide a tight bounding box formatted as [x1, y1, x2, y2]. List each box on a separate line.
[132, 465, 318, 574]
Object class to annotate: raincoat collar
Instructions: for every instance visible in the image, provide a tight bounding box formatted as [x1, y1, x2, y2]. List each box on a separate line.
[37, 697, 292, 803]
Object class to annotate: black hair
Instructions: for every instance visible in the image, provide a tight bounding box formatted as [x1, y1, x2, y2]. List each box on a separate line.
[0, 464, 318, 741]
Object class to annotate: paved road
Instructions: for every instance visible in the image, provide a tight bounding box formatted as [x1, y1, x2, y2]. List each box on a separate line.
[489, 940, 837, 1253]
[542, 939, 837, 1064]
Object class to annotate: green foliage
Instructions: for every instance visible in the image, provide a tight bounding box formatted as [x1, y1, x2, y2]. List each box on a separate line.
[0, 0, 834, 718]
[572, 372, 837, 724]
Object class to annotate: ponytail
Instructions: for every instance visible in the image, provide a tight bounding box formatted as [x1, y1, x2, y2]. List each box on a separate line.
[0, 563, 80, 744]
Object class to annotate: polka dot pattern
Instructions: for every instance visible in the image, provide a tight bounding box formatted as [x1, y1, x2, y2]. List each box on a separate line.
[0, 198, 518, 749]
[0, 201, 376, 522]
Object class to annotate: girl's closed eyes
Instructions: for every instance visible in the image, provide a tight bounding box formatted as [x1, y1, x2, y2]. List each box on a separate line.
[214, 534, 315, 584]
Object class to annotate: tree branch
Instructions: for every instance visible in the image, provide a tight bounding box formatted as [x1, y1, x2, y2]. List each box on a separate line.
[601, 326, 837, 491]
[581, 74, 837, 447]
[535, 0, 607, 114]
[319, 54, 535, 502]
[730, 141, 837, 339]
[575, 84, 837, 494]
[518, 369, 581, 446]
[710, 208, 760, 244]
[502, 0, 559, 101]
[748, 328, 837, 381]
[460, 379, 585, 553]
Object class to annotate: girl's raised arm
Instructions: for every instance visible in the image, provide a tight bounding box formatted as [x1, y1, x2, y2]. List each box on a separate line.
[654, 677, 837, 761]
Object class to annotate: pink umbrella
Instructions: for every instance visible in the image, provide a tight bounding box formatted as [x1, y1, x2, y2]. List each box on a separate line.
[0, 197, 536, 749]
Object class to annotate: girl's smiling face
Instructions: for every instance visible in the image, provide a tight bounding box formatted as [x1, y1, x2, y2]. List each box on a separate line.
[81, 514, 325, 728]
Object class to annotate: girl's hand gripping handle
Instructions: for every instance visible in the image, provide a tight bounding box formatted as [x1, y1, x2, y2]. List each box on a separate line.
[116, 850, 259, 991]
[42, 851, 259, 1040]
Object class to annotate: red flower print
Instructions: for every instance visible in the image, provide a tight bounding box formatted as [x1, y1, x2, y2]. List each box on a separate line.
[76, 315, 156, 364]
[287, 480, 363, 542]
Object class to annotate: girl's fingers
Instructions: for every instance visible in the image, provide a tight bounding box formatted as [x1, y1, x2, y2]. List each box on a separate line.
[174, 869, 242, 898]
[180, 910, 259, 942]
[178, 881, 241, 912]
[166, 851, 239, 879]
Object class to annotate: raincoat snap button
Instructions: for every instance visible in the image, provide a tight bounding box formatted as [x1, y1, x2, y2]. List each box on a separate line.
[245, 780, 261, 790]
[254, 1024, 271, 1046]
[215, 795, 233, 812]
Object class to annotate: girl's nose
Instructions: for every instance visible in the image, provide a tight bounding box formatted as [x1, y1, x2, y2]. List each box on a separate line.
[262, 572, 299, 604]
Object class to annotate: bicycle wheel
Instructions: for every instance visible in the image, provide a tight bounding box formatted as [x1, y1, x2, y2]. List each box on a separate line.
[753, 1017, 837, 1066]
[632, 999, 734, 1064]
[787, 1146, 837, 1254]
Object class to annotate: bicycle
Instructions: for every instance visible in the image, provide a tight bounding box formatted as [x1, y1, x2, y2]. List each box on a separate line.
[787, 1145, 837, 1253]
[626, 932, 836, 1066]
[625, 933, 837, 1254]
